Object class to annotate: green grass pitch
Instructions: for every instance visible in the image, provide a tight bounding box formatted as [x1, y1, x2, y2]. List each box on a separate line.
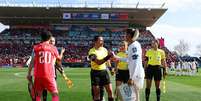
[0, 68, 201, 101]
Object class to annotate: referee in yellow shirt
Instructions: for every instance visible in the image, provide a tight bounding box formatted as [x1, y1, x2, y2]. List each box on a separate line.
[88, 36, 114, 101]
[145, 40, 167, 101]
[115, 41, 129, 100]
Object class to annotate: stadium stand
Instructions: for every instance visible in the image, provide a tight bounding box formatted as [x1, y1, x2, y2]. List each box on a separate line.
[0, 26, 170, 67]
[0, 4, 169, 67]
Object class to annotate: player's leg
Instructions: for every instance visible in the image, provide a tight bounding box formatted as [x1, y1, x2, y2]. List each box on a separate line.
[154, 67, 162, 101]
[115, 69, 122, 100]
[99, 86, 105, 101]
[145, 79, 152, 101]
[133, 84, 140, 101]
[91, 70, 101, 101]
[154, 80, 161, 101]
[44, 78, 59, 101]
[34, 77, 44, 101]
[91, 82, 104, 101]
[93, 85, 101, 101]
[145, 66, 153, 101]
[115, 80, 122, 100]
[102, 70, 113, 101]
[104, 84, 113, 101]
[42, 90, 47, 101]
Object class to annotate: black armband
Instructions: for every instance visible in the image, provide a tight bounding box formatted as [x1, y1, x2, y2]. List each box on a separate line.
[89, 54, 97, 61]
[103, 55, 111, 62]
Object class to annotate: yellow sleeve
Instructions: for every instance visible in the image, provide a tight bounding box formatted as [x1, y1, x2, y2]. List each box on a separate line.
[88, 48, 95, 56]
[161, 50, 166, 59]
[145, 50, 150, 57]
[103, 47, 108, 56]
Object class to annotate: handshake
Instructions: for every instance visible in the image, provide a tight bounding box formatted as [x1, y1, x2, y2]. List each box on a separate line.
[108, 51, 127, 62]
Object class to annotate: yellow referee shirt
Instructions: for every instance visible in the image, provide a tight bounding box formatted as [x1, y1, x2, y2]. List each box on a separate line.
[88, 47, 108, 70]
[116, 52, 128, 70]
[145, 49, 165, 66]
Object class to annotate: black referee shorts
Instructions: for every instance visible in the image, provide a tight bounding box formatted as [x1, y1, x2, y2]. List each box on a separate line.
[90, 70, 111, 86]
[145, 65, 162, 81]
[116, 69, 129, 83]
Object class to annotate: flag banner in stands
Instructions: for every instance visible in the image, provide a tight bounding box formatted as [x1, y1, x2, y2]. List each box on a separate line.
[119, 13, 128, 20]
[101, 13, 109, 19]
[63, 13, 71, 19]
[110, 13, 119, 20]
[63, 13, 128, 20]
[72, 13, 100, 19]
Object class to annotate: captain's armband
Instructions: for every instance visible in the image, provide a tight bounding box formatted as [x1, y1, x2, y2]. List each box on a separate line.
[88, 54, 97, 61]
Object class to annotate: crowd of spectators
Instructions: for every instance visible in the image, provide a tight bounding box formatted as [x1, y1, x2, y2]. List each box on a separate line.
[0, 26, 175, 67]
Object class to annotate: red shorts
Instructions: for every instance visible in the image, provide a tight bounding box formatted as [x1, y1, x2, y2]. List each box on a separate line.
[34, 77, 58, 94]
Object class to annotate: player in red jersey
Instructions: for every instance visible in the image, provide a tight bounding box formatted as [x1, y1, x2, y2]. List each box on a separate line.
[27, 31, 65, 101]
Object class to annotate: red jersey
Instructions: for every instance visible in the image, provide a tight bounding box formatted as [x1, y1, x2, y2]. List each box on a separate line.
[33, 42, 59, 78]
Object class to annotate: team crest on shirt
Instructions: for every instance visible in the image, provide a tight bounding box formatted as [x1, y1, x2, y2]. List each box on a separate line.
[132, 47, 137, 53]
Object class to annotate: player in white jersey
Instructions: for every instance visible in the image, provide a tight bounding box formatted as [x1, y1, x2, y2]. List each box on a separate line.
[175, 62, 182, 76]
[168, 62, 175, 75]
[181, 61, 186, 76]
[191, 61, 197, 76]
[113, 28, 145, 101]
[187, 62, 192, 76]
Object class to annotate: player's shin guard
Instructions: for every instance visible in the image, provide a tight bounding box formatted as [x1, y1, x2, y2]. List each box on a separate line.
[156, 89, 161, 101]
[108, 97, 114, 101]
[145, 88, 150, 101]
[52, 95, 59, 101]
[42, 90, 47, 101]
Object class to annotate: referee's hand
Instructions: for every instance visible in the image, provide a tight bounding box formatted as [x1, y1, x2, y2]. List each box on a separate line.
[26, 75, 32, 83]
[163, 68, 168, 79]
[127, 79, 134, 86]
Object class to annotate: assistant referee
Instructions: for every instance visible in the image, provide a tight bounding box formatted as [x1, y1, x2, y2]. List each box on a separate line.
[144, 40, 167, 101]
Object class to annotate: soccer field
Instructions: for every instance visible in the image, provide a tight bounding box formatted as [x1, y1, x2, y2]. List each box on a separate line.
[0, 68, 201, 101]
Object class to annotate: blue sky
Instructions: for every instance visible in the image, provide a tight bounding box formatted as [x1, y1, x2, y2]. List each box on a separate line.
[0, 0, 201, 56]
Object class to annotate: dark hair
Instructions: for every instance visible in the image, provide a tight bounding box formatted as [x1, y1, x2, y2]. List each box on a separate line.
[93, 35, 102, 42]
[152, 39, 160, 48]
[41, 30, 52, 41]
[125, 28, 135, 38]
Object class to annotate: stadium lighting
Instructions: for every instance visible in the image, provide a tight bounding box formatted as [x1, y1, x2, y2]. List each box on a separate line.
[58, 0, 61, 7]
[136, 2, 139, 8]
[161, 2, 166, 8]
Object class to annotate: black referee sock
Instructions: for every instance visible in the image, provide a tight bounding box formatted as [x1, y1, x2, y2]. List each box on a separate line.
[156, 88, 161, 101]
[145, 88, 150, 101]
[42, 90, 47, 101]
[108, 97, 114, 101]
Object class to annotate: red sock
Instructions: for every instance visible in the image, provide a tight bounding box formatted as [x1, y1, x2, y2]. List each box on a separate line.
[52, 95, 59, 101]
[36, 96, 41, 101]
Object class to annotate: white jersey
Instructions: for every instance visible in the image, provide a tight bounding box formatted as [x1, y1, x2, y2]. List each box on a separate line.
[192, 62, 196, 70]
[127, 41, 145, 89]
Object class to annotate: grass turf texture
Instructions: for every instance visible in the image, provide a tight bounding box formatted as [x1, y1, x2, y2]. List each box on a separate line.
[0, 68, 201, 101]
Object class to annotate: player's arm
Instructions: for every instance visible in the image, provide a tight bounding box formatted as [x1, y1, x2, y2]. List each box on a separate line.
[144, 56, 149, 69]
[55, 61, 64, 74]
[27, 56, 34, 82]
[161, 50, 168, 77]
[112, 52, 128, 62]
[144, 50, 149, 69]
[106, 60, 115, 75]
[88, 53, 112, 65]
[162, 58, 168, 75]
[54, 48, 65, 63]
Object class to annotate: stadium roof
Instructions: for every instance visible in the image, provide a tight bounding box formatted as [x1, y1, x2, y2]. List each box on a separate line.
[0, 1, 167, 27]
